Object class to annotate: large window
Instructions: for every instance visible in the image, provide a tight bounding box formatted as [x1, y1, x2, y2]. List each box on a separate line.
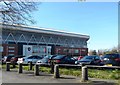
[32, 45, 51, 56]
[63, 49, 67, 53]
[56, 48, 61, 54]
[33, 45, 39, 54]
[68, 49, 72, 53]
[74, 49, 79, 53]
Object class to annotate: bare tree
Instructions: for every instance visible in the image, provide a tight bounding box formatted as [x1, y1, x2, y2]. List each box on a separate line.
[0, 0, 38, 25]
[88, 50, 97, 55]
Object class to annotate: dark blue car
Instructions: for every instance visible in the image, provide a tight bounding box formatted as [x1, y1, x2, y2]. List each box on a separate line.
[75, 55, 101, 65]
[102, 54, 120, 66]
[50, 55, 76, 64]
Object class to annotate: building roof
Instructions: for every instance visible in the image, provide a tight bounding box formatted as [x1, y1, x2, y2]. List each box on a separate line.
[1, 23, 90, 39]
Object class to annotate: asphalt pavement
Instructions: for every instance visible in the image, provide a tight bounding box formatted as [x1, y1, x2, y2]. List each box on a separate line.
[1, 69, 118, 84]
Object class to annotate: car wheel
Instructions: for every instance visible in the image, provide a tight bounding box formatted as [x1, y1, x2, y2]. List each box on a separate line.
[90, 61, 94, 65]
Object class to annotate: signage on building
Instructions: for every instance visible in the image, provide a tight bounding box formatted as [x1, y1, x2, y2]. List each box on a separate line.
[0, 46, 3, 52]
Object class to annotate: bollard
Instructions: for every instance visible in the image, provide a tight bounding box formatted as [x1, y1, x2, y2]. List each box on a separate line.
[50, 61, 54, 73]
[18, 63, 23, 73]
[34, 64, 39, 76]
[81, 66, 88, 82]
[54, 64, 60, 78]
[81, 63, 85, 67]
[29, 62, 32, 70]
[6, 62, 10, 71]
[12, 62, 16, 68]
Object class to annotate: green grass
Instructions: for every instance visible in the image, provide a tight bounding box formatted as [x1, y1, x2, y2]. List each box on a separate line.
[1, 64, 120, 80]
[116, 80, 120, 85]
[88, 69, 120, 79]
[2, 64, 18, 69]
[59, 68, 81, 77]
[40, 67, 120, 80]
[40, 67, 51, 73]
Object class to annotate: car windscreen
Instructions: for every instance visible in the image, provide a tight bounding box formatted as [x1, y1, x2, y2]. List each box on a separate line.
[83, 56, 94, 60]
[17, 56, 25, 58]
[14, 56, 24, 58]
[7, 55, 14, 58]
[34, 56, 42, 59]
[44, 55, 52, 59]
[104, 54, 119, 59]
[52, 55, 65, 59]
[27, 56, 33, 59]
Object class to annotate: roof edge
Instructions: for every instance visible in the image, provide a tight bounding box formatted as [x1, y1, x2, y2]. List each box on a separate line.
[1, 23, 90, 39]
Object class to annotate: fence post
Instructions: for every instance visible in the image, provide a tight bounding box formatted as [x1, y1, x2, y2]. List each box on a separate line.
[18, 63, 23, 73]
[29, 62, 32, 70]
[81, 63, 85, 67]
[50, 61, 54, 73]
[34, 64, 39, 76]
[81, 66, 88, 82]
[54, 64, 60, 78]
[6, 62, 10, 71]
[12, 62, 16, 68]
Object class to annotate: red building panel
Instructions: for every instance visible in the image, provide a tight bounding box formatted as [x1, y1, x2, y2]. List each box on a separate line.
[2, 44, 18, 56]
[54, 46, 88, 56]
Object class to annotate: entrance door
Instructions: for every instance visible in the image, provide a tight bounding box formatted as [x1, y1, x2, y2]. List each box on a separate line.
[46, 46, 51, 55]
[23, 45, 32, 57]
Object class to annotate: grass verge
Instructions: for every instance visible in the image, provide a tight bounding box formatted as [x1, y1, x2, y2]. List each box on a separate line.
[1, 64, 120, 80]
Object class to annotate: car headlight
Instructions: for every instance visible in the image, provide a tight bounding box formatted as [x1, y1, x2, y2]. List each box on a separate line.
[79, 63, 82, 64]
[104, 58, 109, 61]
[75, 61, 78, 64]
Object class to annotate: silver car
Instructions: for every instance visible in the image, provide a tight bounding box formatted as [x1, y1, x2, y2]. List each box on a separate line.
[17, 55, 43, 64]
[36, 55, 55, 65]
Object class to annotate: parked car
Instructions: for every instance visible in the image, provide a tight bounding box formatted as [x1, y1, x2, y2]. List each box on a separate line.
[36, 55, 56, 65]
[102, 54, 120, 66]
[0, 56, 4, 64]
[17, 55, 43, 64]
[10, 55, 25, 64]
[49, 55, 76, 64]
[75, 55, 101, 65]
[3, 55, 14, 63]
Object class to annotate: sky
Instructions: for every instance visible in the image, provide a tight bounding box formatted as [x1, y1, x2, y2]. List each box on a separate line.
[30, 2, 118, 51]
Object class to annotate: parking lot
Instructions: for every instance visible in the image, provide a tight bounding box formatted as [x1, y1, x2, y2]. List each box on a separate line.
[1, 68, 117, 84]
[1, 50, 120, 85]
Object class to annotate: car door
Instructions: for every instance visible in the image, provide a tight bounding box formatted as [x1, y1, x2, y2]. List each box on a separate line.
[63, 57, 69, 64]
[32, 56, 41, 64]
[67, 57, 74, 64]
[64, 57, 73, 64]
[32, 56, 38, 64]
[94, 56, 101, 65]
[27, 56, 34, 63]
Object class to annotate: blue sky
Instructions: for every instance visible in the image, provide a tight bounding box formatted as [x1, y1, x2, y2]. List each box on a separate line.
[30, 2, 118, 51]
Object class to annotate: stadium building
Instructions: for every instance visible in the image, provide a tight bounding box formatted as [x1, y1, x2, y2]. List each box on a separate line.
[1, 24, 90, 57]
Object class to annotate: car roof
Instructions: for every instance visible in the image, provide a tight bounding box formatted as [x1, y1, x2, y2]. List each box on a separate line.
[52, 55, 66, 59]
[104, 54, 120, 57]
[84, 55, 99, 57]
